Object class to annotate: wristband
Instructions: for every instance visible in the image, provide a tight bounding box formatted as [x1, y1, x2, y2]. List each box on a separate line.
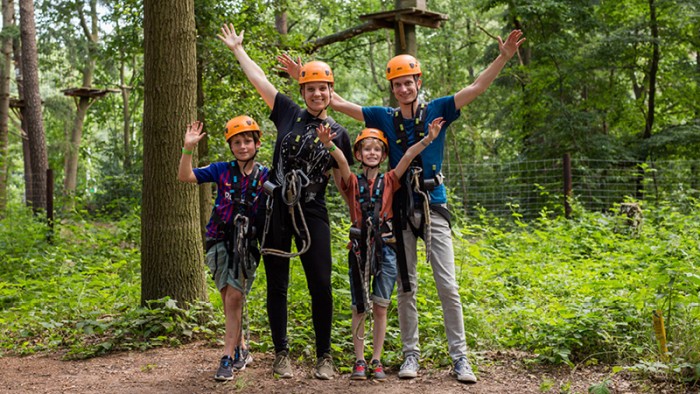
[420, 138, 430, 147]
[182, 147, 193, 155]
[326, 144, 337, 152]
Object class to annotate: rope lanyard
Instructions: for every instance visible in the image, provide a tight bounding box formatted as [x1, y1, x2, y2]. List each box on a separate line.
[410, 167, 432, 265]
[260, 169, 312, 258]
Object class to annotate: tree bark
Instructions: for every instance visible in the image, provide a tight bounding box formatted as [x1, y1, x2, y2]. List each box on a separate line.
[196, 55, 211, 248]
[0, 0, 14, 215]
[63, 0, 98, 199]
[12, 11, 30, 204]
[120, 59, 131, 171]
[19, 0, 47, 212]
[643, 0, 659, 142]
[142, 0, 207, 305]
[63, 96, 90, 195]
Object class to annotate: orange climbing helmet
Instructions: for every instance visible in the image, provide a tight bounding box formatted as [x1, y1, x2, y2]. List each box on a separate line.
[225, 115, 261, 142]
[353, 128, 388, 154]
[299, 61, 334, 86]
[385, 54, 421, 81]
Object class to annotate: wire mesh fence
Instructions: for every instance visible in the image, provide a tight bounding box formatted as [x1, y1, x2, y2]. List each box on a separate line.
[443, 158, 700, 219]
[9, 159, 699, 222]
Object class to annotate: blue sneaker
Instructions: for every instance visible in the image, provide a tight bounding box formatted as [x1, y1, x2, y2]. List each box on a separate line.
[214, 355, 234, 381]
[233, 346, 253, 371]
[452, 356, 477, 383]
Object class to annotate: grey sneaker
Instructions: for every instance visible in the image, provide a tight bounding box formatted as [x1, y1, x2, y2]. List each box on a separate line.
[370, 359, 387, 381]
[233, 346, 253, 371]
[398, 354, 419, 379]
[214, 355, 234, 381]
[273, 350, 293, 378]
[453, 356, 477, 383]
[314, 353, 335, 380]
[350, 359, 367, 380]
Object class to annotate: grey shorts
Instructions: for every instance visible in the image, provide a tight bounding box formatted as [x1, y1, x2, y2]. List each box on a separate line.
[205, 241, 257, 293]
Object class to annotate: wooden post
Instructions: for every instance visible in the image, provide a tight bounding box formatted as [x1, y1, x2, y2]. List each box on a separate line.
[652, 310, 668, 361]
[563, 153, 572, 218]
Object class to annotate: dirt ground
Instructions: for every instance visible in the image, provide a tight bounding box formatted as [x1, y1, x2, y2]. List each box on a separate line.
[0, 341, 693, 393]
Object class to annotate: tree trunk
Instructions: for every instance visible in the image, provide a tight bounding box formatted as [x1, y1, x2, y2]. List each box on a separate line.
[142, 0, 206, 305]
[637, 0, 660, 199]
[0, 0, 14, 215]
[120, 60, 131, 171]
[643, 0, 659, 143]
[19, 0, 47, 212]
[12, 13, 30, 204]
[63, 0, 98, 199]
[63, 96, 90, 195]
[195, 57, 211, 248]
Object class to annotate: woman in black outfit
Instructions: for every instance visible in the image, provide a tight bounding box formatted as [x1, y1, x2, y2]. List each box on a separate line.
[218, 24, 353, 380]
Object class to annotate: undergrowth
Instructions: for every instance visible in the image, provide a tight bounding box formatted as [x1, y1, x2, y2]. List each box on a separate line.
[1, 196, 699, 388]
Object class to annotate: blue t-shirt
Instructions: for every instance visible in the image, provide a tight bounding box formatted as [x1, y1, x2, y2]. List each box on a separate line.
[194, 161, 270, 239]
[362, 96, 460, 204]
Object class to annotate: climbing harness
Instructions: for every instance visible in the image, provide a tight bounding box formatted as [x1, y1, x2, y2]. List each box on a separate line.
[391, 103, 446, 290]
[350, 173, 391, 341]
[207, 160, 265, 352]
[260, 112, 334, 258]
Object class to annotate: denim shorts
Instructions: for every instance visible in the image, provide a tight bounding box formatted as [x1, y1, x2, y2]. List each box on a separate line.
[349, 241, 397, 309]
[205, 240, 257, 294]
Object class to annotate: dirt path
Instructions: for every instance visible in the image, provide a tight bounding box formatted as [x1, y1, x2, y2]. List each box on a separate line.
[0, 342, 677, 393]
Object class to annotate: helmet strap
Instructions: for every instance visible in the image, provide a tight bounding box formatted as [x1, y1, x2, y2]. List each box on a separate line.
[233, 149, 258, 174]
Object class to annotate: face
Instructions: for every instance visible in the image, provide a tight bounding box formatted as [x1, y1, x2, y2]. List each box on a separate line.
[301, 81, 332, 113]
[355, 138, 386, 167]
[390, 75, 421, 105]
[228, 132, 260, 161]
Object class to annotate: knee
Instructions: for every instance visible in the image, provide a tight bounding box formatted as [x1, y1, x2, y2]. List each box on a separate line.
[373, 305, 388, 318]
[224, 287, 244, 307]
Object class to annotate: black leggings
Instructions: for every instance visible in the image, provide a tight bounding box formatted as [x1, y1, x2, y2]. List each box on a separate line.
[262, 204, 333, 358]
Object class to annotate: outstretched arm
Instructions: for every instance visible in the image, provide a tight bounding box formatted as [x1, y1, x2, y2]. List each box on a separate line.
[178, 121, 206, 183]
[218, 24, 278, 109]
[317, 123, 352, 183]
[393, 117, 445, 179]
[330, 91, 364, 122]
[277, 54, 364, 121]
[453, 29, 525, 110]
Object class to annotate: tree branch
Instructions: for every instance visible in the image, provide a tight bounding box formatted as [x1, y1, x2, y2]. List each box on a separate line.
[305, 21, 386, 53]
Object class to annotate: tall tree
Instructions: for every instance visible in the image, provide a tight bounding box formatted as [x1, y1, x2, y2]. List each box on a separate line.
[19, 0, 47, 211]
[12, 8, 30, 206]
[0, 0, 15, 214]
[141, 0, 206, 305]
[62, 0, 99, 198]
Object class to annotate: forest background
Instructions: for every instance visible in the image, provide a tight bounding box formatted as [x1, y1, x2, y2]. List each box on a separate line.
[0, 0, 699, 392]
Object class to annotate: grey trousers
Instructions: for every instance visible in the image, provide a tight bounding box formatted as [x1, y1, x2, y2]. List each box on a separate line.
[396, 208, 468, 362]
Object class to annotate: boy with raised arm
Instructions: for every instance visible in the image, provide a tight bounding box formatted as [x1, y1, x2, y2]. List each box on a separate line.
[178, 116, 269, 381]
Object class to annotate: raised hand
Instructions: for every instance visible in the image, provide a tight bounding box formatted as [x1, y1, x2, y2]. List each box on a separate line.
[316, 123, 337, 147]
[184, 121, 206, 149]
[499, 29, 525, 59]
[217, 23, 244, 51]
[427, 117, 445, 142]
[277, 53, 302, 81]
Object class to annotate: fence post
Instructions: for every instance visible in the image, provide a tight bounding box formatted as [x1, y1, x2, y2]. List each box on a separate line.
[46, 168, 54, 241]
[563, 153, 572, 218]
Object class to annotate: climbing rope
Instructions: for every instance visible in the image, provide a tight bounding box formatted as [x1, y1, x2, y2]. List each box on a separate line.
[261, 169, 312, 258]
[410, 167, 432, 265]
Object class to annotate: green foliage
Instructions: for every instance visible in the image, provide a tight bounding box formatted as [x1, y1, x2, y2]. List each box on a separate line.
[4, 198, 700, 388]
[0, 209, 217, 358]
